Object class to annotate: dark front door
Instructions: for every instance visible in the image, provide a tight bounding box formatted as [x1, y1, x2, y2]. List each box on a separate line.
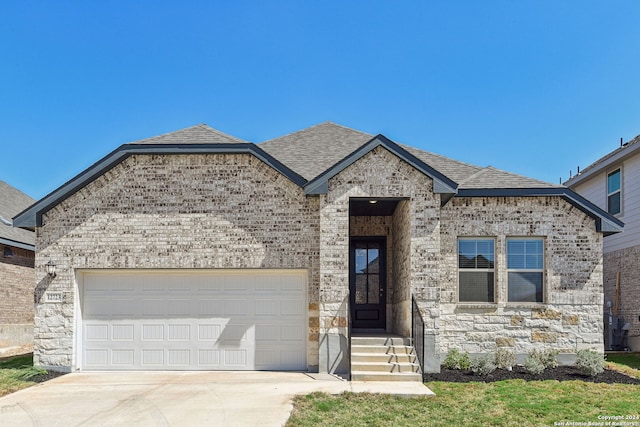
[350, 237, 386, 329]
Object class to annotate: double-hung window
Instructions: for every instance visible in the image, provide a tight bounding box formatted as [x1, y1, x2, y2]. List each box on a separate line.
[607, 169, 621, 215]
[458, 239, 495, 303]
[507, 238, 544, 303]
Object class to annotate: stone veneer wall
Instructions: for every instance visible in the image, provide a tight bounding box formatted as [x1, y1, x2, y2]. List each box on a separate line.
[35, 153, 320, 371]
[319, 146, 440, 374]
[0, 244, 35, 347]
[603, 245, 640, 350]
[439, 196, 604, 362]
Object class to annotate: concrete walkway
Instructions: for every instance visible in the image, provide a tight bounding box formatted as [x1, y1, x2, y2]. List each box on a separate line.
[0, 371, 433, 427]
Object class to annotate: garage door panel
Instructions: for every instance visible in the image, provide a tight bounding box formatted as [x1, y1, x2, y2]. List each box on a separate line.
[81, 270, 306, 371]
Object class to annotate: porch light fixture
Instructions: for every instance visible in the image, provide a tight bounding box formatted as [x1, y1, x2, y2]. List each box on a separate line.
[368, 200, 378, 204]
[45, 260, 57, 277]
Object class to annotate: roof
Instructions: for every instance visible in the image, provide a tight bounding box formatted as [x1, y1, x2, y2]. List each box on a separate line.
[259, 122, 372, 181]
[12, 122, 622, 235]
[565, 134, 640, 187]
[134, 124, 249, 145]
[0, 180, 35, 249]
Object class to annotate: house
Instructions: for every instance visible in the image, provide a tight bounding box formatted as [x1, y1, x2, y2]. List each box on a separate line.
[565, 135, 640, 351]
[0, 180, 35, 348]
[13, 122, 621, 376]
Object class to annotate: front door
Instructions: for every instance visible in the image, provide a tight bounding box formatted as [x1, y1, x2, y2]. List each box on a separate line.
[349, 237, 386, 329]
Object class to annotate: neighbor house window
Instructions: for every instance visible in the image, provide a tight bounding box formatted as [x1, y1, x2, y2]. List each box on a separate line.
[458, 239, 495, 302]
[507, 238, 544, 303]
[607, 169, 621, 215]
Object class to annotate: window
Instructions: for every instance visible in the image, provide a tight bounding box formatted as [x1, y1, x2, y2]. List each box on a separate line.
[507, 238, 544, 303]
[458, 239, 495, 302]
[607, 169, 621, 215]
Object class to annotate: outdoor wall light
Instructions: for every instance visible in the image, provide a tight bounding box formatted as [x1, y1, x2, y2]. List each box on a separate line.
[369, 200, 378, 204]
[45, 260, 57, 277]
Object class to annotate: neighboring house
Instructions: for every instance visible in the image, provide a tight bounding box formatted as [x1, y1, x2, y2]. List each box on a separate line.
[0, 180, 35, 348]
[565, 135, 640, 351]
[13, 123, 621, 376]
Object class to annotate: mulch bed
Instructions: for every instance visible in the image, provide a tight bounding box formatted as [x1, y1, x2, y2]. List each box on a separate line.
[424, 365, 640, 384]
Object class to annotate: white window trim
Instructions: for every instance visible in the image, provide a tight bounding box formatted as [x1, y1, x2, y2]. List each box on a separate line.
[457, 237, 496, 304]
[506, 237, 545, 304]
[606, 167, 622, 216]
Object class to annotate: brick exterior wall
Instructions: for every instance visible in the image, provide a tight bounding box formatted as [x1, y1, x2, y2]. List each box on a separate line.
[33, 146, 607, 373]
[319, 146, 440, 373]
[0, 244, 35, 347]
[35, 154, 320, 370]
[604, 245, 640, 349]
[439, 196, 604, 360]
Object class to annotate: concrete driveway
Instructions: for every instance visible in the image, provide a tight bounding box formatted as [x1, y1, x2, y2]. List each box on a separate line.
[0, 372, 432, 426]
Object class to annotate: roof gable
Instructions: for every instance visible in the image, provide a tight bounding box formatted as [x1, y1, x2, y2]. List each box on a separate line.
[304, 134, 459, 199]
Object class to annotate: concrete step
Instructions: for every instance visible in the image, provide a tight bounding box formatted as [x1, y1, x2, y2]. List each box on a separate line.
[351, 336, 413, 346]
[350, 371, 423, 382]
[351, 361, 420, 373]
[351, 344, 414, 355]
[351, 353, 417, 364]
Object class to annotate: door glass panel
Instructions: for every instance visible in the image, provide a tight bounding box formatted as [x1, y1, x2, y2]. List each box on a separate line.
[355, 274, 367, 304]
[367, 275, 379, 304]
[367, 246, 379, 273]
[355, 248, 367, 273]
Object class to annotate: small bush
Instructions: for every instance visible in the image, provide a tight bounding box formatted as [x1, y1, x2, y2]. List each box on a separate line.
[541, 349, 559, 369]
[471, 354, 496, 376]
[576, 349, 604, 377]
[495, 348, 516, 371]
[443, 349, 472, 370]
[524, 354, 545, 375]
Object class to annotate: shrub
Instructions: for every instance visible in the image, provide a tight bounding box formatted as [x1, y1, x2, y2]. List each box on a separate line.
[524, 353, 546, 375]
[471, 354, 496, 376]
[576, 349, 604, 377]
[443, 349, 472, 370]
[541, 349, 559, 369]
[495, 348, 516, 371]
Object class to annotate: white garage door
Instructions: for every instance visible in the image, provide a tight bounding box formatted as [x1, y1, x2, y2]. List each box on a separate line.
[79, 270, 307, 371]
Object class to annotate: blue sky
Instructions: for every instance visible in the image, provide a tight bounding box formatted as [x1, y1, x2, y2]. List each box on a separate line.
[1, 1, 639, 200]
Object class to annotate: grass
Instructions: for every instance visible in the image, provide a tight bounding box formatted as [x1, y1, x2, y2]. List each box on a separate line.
[287, 357, 640, 427]
[0, 354, 50, 398]
[606, 353, 640, 378]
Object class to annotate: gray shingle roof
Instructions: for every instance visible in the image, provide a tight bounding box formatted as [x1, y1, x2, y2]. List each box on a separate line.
[259, 122, 373, 181]
[458, 166, 560, 189]
[133, 124, 249, 145]
[0, 181, 35, 246]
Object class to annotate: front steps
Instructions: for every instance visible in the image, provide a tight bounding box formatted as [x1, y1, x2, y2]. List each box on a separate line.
[350, 335, 422, 382]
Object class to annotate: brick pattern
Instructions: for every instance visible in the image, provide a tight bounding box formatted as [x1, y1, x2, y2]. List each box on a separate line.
[35, 154, 320, 370]
[321, 146, 439, 339]
[439, 196, 604, 357]
[0, 244, 34, 324]
[604, 245, 640, 344]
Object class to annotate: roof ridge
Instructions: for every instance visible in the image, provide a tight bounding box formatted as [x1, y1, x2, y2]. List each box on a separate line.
[259, 121, 372, 145]
[129, 124, 249, 145]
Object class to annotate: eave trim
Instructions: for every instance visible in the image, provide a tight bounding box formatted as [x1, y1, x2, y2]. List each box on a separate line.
[304, 134, 459, 197]
[12, 143, 307, 228]
[456, 187, 624, 235]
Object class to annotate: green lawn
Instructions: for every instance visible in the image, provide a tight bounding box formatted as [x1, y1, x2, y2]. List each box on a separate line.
[0, 355, 50, 398]
[287, 358, 640, 427]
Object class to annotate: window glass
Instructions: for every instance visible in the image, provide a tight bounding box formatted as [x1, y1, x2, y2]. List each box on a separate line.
[607, 169, 621, 215]
[507, 238, 544, 303]
[458, 239, 495, 303]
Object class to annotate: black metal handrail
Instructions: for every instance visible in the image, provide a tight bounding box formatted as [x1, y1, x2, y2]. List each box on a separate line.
[411, 295, 425, 379]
